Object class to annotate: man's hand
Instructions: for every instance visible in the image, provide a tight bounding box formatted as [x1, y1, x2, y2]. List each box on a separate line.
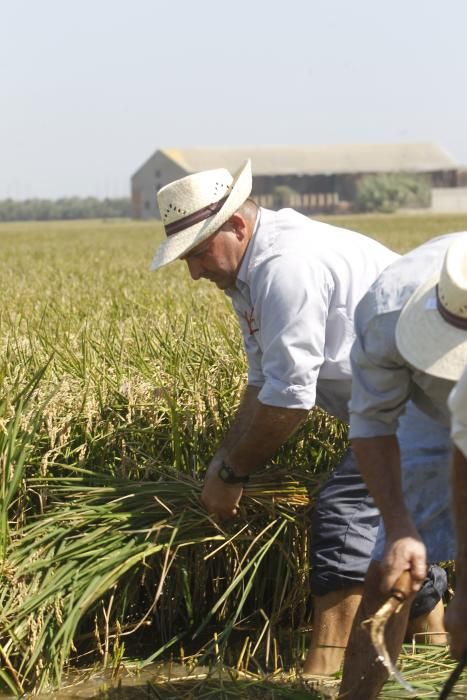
[445, 592, 467, 660]
[381, 532, 427, 594]
[200, 468, 243, 520]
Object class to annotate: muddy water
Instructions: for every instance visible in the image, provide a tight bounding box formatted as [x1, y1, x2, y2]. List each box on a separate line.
[17, 674, 467, 700]
[2, 664, 467, 698]
[1, 665, 296, 699]
[0, 665, 210, 700]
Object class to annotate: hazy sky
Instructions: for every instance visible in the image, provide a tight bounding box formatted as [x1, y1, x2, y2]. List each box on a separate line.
[2, 0, 466, 199]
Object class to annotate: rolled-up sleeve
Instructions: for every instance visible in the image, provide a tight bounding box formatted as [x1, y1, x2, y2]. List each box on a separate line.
[253, 255, 331, 410]
[349, 308, 412, 438]
[449, 366, 467, 457]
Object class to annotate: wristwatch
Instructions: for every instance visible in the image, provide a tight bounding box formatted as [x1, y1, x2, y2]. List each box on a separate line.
[217, 460, 249, 485]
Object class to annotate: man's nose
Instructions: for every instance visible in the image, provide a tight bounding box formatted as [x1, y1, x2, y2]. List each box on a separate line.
[186, 257, 202, 281]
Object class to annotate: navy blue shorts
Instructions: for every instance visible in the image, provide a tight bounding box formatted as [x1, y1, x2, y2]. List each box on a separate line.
[309, 447, 447, 617]
[310, 448, 379, 595]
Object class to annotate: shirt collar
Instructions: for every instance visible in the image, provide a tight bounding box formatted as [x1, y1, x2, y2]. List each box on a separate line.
[234, 207, 262, 290]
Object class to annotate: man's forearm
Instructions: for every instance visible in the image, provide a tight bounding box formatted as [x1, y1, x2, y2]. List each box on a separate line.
[351, 435, 415, 533]
[213, 385, 261, 458]
[226, 400, 308, 475]
[202, 386, 307, 519]
[213, 385, 308, 475]
[352, 434, 427, 590]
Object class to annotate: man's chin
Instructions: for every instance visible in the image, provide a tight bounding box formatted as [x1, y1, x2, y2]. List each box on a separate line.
[212, 278, 230, 289]
[202, 275, 233, 290]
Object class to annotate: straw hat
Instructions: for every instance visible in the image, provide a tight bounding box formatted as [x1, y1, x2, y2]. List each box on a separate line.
[396, 234, 467, 381]
[150, 159, 252, 271]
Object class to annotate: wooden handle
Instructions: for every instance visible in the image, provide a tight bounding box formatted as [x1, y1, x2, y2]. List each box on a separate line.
[389, 570, 413, 603]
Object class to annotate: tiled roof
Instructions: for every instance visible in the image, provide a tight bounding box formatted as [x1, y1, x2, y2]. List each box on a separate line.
[158, 143, 457, 175]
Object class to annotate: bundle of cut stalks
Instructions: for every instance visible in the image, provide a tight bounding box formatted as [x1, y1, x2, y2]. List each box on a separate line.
[0, 465, 321, 694]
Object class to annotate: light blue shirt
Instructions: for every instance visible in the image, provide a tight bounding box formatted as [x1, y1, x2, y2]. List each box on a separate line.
[349, 233, 467, 438]
[225, 207, 397, 421]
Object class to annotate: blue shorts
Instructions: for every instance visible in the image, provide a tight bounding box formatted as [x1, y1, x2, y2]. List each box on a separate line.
[310, 447, 379, 594]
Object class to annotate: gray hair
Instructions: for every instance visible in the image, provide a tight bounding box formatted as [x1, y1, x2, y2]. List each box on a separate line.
[236, 198, 258, 222]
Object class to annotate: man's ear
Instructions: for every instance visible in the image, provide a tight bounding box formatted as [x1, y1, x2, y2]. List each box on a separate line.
[229, 213, 249, 242]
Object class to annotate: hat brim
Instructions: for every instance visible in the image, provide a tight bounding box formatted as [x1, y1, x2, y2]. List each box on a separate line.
[150, 159, 252, 271]
[396, 273, 467, 381]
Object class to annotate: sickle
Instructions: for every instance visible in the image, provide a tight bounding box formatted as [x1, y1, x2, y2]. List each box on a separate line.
[438, 650, 467, 700]
[367, 570, 416, 694]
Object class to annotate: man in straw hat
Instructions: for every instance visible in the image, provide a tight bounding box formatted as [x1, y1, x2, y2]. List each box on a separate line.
[150, 159, 446, 678]
[339, 232, 467, 699]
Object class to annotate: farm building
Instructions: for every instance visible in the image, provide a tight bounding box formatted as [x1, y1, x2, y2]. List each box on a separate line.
[131, 143, 461, 219]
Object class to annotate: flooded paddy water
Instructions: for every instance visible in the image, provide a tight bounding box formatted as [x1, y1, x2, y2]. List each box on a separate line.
[5, 651, 465, 700]
[0, 664, 321, 700]
[25, 668, 465, 700]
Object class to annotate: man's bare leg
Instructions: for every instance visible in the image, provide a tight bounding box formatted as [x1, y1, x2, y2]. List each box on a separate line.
[405, 599, 447, 645]
[338, 561, 414, 700]
[303, 586, 364, 676]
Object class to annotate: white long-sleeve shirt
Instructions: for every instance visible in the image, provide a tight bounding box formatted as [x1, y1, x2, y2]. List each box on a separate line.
[225, 207, 397, 422]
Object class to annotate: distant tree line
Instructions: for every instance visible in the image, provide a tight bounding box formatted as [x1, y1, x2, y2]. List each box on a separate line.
[355, 173, 431, 213]
[271, 174, 432, 215]
[0, 197, 131, 221]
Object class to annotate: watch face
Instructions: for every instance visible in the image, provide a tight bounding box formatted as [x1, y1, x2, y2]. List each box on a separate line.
[218, 462, 249, 484]
[219, 465, 230, 481]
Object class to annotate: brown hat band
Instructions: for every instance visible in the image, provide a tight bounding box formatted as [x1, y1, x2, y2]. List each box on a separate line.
[165, 195, 229, 237]
[436, 285, 467, 330]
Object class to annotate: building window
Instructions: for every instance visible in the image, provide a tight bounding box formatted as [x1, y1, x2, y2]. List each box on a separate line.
[155, 169, 161, 178]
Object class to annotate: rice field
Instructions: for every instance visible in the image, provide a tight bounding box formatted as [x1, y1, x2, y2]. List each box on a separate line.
[2, 212, 467, 698]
